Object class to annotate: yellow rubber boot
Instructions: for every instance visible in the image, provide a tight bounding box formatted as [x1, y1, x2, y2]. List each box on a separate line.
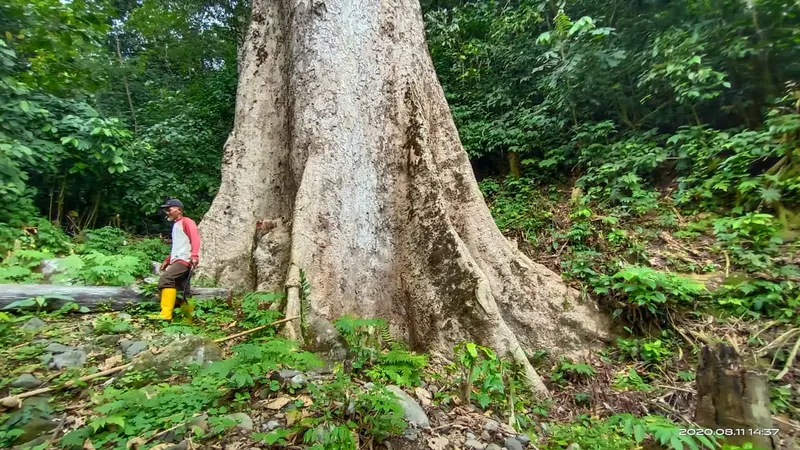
[158, 288, 177, 320]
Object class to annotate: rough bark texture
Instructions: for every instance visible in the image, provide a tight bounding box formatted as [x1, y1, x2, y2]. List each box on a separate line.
[197, 0, 612, 393]
[0, 284, 230, 311]
[695, 344, 776, 449]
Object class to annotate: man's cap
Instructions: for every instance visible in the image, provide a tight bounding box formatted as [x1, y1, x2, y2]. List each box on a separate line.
[160, 198, 184, 209]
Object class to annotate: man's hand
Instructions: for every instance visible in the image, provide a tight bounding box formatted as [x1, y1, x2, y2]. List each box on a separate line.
[191, 257, 199, 268]
[160, 262, 168, 272]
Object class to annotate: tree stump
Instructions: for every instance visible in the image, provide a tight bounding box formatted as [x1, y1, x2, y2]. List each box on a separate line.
[694, 343, 776, 449]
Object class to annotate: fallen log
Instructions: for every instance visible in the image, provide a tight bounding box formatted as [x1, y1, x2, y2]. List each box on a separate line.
[0, 284, 230, 311]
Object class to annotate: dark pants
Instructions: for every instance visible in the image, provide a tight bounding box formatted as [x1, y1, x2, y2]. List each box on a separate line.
[158, 263, 191, 292]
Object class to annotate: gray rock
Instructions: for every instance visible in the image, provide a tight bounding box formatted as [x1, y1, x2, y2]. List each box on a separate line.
[517, 434, 531, 446]
[481, 431, 491, 441]
[465, 439, 485, 450]
[363, 382, 375, 390]
[483, 419, 500, 433]
[566, 444, 581, 450]
[187, 414, 209, 434]
[49, 349, 87, 369]
[151, 261, 162, 275]
[486, 444, 502, 450]
[305, 316, 348, 361]
[130, 335, 222, 375]
[123, 341, 148, 359]
[264, 420, 281, 431]
[117, 313, 132, 321]
[403, 428, 421, 441]
[11, 374, 42, 389]
[504, 437, 523, 450]
[21, 318, 46, 332]
[224, 413, 253, 431]
[165, 441, 188, 450]
[4, 396, 58, 444]
[45, 343, 73, 354]
[277, 369, 301, 380]
[467, 432, 476, 440]
[386, 385, 430, 428]
[97, 334, 121, 346]
[290, 373, 308, 387]
[40, 259, 67, 279]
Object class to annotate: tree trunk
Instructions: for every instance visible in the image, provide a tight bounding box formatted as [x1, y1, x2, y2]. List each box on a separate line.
[0, 284, 230, 311]
[694, 343, 777, 450]
[507, 151, 521, 178]
[197, 0, 611, 395]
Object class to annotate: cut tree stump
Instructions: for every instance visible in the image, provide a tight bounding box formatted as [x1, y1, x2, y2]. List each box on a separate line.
[695, 343, 776, 449]
[0, 284, 230, 312]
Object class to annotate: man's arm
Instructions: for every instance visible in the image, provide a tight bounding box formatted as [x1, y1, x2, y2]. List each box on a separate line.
[182, 218, 201, 266]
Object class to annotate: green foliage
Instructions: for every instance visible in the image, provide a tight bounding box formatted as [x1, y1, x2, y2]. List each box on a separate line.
[613, 368, 653, 392]
[334, 316, 427, 387]
[715, 277, 799, 324]
[607, 414, 718, 450]
[599, 266, 706, 321]
[302, 374, 408, 448]
[204, 338, 323, 389]
[240, 291, 284, 331]
[93, 314, 132, 335]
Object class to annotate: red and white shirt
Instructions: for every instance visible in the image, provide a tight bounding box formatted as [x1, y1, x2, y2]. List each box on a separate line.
[164, 217, 200, 267]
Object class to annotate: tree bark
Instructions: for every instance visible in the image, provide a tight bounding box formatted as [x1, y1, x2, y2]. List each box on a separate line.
[0, 284, 230, 311]
[694, 343, 777, 450]
[197, 0, 611, 395]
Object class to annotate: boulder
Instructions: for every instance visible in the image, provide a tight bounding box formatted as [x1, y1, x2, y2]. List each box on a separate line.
[44, 343, 73, 354]
[276, 369, 301, 381]
[566, 444, 581, 450]
[4, 396, 58, 445]
[504, 437, 524, 450]
[486, 444, 502, 450]
[97, 334, 121, 346]
[120, 340, 148, 359]
[304, 316, 348, 361]
[263, 420, 281, 431]
[290, 373, 308, 387]
[49, 349, 87, 369]
[117, 313, 132, 321]
[39, 259, 66, 279]
[130, 335, 222, 375]
[10, 374, 42, 389]
[20, 318, 46, 332]
[386, 385, 430, 428]
[224, 413, 254, 431]
[465, 439, 485, 450]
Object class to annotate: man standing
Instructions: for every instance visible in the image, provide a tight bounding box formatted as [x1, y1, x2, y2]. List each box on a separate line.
[154, 198, 200, 320]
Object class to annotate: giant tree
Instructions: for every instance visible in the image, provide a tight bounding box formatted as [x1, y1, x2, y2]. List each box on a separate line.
[197, 0, 611, 395]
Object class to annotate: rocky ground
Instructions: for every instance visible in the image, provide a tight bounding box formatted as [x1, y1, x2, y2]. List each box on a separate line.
[0, 308, 549, 450]
[2, 302, 799, 450]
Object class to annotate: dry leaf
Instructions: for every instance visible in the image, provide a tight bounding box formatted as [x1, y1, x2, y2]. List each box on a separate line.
[100, 355, 124, 371]
[285, 409, 301, 426]
[414, 387, 432, 407]
[0, 396, 21, 409]
[150, 444, 173, 450]
[427, 435, 449, 450]
[126, 437, 147, 449]
[83, 439, 96, 450]
[296, 395, 313, 407]
[264, 396, 292, 410]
